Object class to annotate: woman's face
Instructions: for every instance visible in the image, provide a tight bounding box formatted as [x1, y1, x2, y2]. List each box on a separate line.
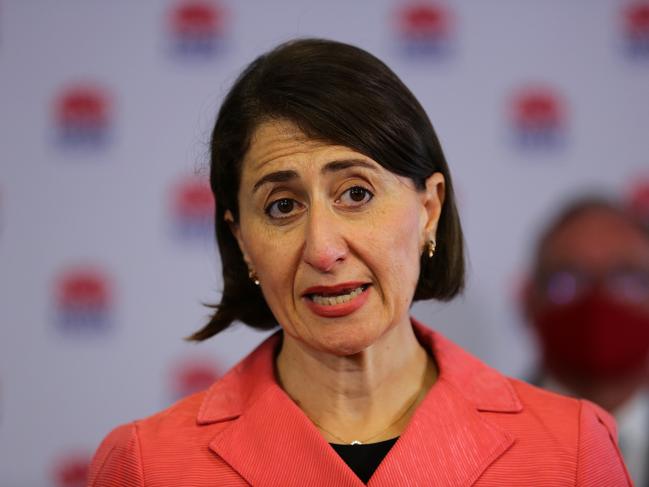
[229, 120, 444, 356]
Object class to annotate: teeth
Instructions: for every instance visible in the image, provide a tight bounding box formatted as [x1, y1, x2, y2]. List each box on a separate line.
[311, 286, 365, 306]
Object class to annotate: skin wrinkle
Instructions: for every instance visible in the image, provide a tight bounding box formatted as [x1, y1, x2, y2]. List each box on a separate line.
[253, 159, 380, 195]
[278, 323, 434, 426]
[228, 119, 444, 442]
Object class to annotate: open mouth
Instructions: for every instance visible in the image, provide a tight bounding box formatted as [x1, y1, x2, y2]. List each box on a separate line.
[305, 284, 371, 306]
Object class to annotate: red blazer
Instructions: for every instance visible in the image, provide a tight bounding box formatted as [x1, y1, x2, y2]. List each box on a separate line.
[88, 320, 632, 486]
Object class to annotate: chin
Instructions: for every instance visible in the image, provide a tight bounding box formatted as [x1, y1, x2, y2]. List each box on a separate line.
[315, 324, 385, 357]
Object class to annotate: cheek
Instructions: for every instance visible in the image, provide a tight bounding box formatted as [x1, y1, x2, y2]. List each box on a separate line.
[244, 238, 296, 325]
[241, 223, 300, 300]
[248, 235, 294, 279]
[367, 206, 422, 298]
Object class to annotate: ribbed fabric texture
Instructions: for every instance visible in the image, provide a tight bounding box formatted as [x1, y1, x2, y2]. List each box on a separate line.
[88, 321, 632, 486]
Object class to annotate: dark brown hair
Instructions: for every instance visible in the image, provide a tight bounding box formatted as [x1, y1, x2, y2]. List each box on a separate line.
[189, 38, 465, 341]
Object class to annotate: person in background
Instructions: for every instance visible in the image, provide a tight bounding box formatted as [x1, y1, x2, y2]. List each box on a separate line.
[524, 196, 649, 486]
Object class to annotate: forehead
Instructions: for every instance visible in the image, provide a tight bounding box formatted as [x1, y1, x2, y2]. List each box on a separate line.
[246, 120, 316, 167]
[540, 208, 649, 270]
[242, 120, 368, 174]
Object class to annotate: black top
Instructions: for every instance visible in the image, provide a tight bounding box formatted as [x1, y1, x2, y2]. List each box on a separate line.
[330, 438, 398, 484]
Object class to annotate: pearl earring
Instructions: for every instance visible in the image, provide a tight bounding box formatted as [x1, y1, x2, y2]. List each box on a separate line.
[248, 269, 260, 286]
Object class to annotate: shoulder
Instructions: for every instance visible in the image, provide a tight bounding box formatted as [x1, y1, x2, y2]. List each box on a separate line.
[509, 376, 582, 429]
[506, 376, 612, 446]
[87, 421, 143, 487]
[507, 377, 619, 440]
[414, 320, 632, 485]
[503, 378, 631, 485]
[87, 391, 212, 487]
[137, 389, 207, 435]
[87, 334, 279, 486]
[575, 398, 632, 485]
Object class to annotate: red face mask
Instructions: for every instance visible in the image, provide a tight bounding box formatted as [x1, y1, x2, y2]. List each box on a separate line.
[534, 292, 649, 381]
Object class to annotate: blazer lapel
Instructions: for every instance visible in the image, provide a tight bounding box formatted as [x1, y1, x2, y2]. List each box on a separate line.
[199, 322, 522, 487]
[369, 321, 522, 487]
[368, 377, 514, 486]
[198, 332, 362, 486]
[209, 385, 362, 486]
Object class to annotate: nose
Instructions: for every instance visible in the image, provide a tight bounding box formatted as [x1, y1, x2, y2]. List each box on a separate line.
[302, 204, 347, 273]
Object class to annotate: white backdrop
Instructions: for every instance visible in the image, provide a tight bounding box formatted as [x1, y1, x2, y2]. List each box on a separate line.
[1, 1, 648, 485]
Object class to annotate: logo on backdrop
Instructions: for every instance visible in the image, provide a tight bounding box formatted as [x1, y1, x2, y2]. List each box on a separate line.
[167, 0, 228, 58]
[169, 175, 215, 241]
[54, 266, 112, 333]
[392, 2, 453, 58]
[508, 86, 567, 150]
[622, 2, 649, 58]
[53, 84, 112, 148]
[52, 451, 90, 487]
[169, 356, 222, 401]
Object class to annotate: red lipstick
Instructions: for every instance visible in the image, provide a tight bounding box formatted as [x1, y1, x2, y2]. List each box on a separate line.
[302, 281, 368, 296]
[302, 282, 371, 318]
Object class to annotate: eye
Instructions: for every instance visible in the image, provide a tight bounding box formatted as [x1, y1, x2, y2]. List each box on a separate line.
[338, 186, 374, 207]
[265, 198, 302, 219]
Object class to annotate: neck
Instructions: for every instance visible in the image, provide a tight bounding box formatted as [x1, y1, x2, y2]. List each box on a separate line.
[276, 319, 436, 444]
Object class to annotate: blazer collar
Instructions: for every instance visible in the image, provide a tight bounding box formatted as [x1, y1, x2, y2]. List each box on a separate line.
[198, 332, 360, 485]
[197, 331, 280, 425]
[412, 318, 522, 414]
[198, 319, 521, 486]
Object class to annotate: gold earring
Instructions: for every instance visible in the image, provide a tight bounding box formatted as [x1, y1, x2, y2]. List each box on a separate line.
[248, 269, 260, 286]
[427, 239, 436, 258]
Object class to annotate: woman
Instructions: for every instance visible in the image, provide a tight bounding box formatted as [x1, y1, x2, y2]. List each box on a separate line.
[88, 39, 630, 486]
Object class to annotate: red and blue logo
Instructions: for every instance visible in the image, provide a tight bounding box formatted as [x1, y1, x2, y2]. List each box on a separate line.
[52, 451, 90, 487]
[508, 86, 567, 150]
[622, 2, 649, 58]
[53, 84, 112, 148]
[169, 356, 222, 401]
[54, 266, 112, 333]
[393, 3, 453, 58]
[167, 1, 228, 59]
[169, 175, 215, 241]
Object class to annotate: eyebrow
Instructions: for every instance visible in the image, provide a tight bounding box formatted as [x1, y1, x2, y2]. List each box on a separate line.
[252, 159, 378, 194]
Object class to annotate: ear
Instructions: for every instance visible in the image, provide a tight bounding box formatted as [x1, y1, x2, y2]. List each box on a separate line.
[420, 172, 445, 240]
[224, 209, 253, 268]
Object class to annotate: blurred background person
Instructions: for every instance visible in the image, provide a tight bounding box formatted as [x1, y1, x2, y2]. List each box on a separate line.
[523, 196, 649, 486]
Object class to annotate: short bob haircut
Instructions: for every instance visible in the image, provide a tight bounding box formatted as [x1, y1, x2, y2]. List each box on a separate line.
[189, 38, 465, 341]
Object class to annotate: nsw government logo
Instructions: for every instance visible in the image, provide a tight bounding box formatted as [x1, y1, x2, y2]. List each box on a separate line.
[54, 266, 112, 333]
[168, 356, 222, 402]
[53, 84, 112, 148]
[52, 451, 90, 487]
[622, 2, 649, 59]
[508, 86, 567, 150]
[169, 175, 215, 241]
[392, 3, 453, 58]
[167, 0, 228, 59]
